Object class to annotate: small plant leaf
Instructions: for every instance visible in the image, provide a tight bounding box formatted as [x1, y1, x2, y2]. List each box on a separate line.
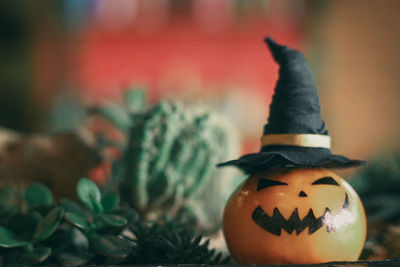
[93, 104, 131, 132]
[101, 192, 119, 212]
[77, 178, 102, 213]
[64, 212, 90, 230]
[24, 183, 53, 207]
[33, 207, 64, 242]
[109, 207, 139, 223]
[124, 88, 147, 114]
[91, 235, 131, 258]
[0, 200, 15, 219]
[100, 214, 127, 227]
[0, 225, 29, 248]
[57, 252, 93, 266]
[46, 227, 89, 256]
[60, 198, 89, 219]
[0, 186, 13, 199]
[6, 212, 41, 241]
[34, 204, 57, 217]
[90, 194, 104, 214]
[20, 246, 52, 264]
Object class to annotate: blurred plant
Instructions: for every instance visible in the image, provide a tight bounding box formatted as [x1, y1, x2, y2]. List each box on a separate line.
[350, 152, 400, 260]
[116, 100, 240, 232]
[0, 88, 239, 264]
[0, 179, 230, 266]
[384, 225, 400, 259]
[0, 179, 138, 266]
[84, 89, 147, 185]
[126, 218, 230, 264]
[0, 183, 64, 264]
[85, 88, 146, 151]
[85, 88, 241, 232]
[0, 186, 18, 221]
[350, 152, 400, 223]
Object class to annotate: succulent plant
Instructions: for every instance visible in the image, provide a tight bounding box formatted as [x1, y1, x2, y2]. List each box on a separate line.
[0, 88, 238, 265]
[0, 178, 231, 266]
[0, 186, 17, 222]
[62, 178, 137, 264]
[126, 218, 230, 264]
[0, 183, 64, 264]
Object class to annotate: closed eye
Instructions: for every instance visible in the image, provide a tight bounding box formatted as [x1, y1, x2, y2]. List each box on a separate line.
[257, 179, 288, 191]
[312, 177, 340, 186]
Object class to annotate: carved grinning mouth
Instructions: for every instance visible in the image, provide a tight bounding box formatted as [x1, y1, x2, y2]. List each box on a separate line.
[252, 193, 350, 236]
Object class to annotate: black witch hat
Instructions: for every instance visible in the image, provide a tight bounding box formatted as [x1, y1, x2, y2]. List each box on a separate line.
[217, 37, 364, 174]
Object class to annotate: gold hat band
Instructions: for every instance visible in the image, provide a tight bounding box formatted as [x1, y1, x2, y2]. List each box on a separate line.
[261, 134, 331, 149]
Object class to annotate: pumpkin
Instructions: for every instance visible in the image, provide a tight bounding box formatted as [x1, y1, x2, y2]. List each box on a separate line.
[223, 168, 367, 265]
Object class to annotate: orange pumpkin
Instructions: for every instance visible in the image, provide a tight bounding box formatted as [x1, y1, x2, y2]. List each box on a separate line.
[223, 168, 367, 265]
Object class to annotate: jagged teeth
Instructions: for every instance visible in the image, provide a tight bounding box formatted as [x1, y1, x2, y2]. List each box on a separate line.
[252, 193, 350, 236]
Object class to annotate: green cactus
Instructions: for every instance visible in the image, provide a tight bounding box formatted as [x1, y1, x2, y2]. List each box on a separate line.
[119, 100, 240, 227]
[89, 88, 241, 232]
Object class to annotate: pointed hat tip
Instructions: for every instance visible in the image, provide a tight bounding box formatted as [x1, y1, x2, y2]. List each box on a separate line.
[264, 36, 282, 47]
[264, 36, 275, 45]
[264, 36, 285, 62]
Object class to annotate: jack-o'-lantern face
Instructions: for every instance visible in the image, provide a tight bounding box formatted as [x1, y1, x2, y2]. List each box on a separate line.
[223, 168, 366, 265]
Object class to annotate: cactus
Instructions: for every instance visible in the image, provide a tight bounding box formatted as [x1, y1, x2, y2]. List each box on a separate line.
[88, 88, 241, 231]
[119, 100, 240, 226]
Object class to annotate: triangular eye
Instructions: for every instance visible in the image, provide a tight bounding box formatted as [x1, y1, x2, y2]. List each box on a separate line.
[257, 179, 288, 191]
[312, 177, 340, 186]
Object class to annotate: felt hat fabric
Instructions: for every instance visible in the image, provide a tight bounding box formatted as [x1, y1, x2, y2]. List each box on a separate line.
[217, 37, 364, 174]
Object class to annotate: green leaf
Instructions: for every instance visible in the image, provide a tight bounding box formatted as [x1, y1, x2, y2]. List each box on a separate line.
[64, 212, 90, 230]
[60, 198, 89, 220]
[91, 235, 131, 258]
[100, 214, 127, 227]
[20, 246, 52, 264]
[34, 204, 57, 217]
[93, 104, 131, 132]
[77, 178, 103, 213]
[25, 183, 53, 207]
[6, 212, 41, 241]
[101, 192, 119, 212]
[57, 252, 93, 266]
[33, 207, 64, 242]
[109, 207, 139, 223]
[0, 186, 14, 199]
[0, 225, 29, 248]
[0, 200, 15, 219]
[45, 227, 89, 256]
[90, 194, 104, 214]
[124, 88, 147, 114]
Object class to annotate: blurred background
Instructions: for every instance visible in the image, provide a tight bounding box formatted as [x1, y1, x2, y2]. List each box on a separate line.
[1, 0, 400, 261]
[1, 0, 400, 161]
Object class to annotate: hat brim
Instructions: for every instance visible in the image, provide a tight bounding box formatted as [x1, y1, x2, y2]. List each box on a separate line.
[217, 145, 364, 174]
